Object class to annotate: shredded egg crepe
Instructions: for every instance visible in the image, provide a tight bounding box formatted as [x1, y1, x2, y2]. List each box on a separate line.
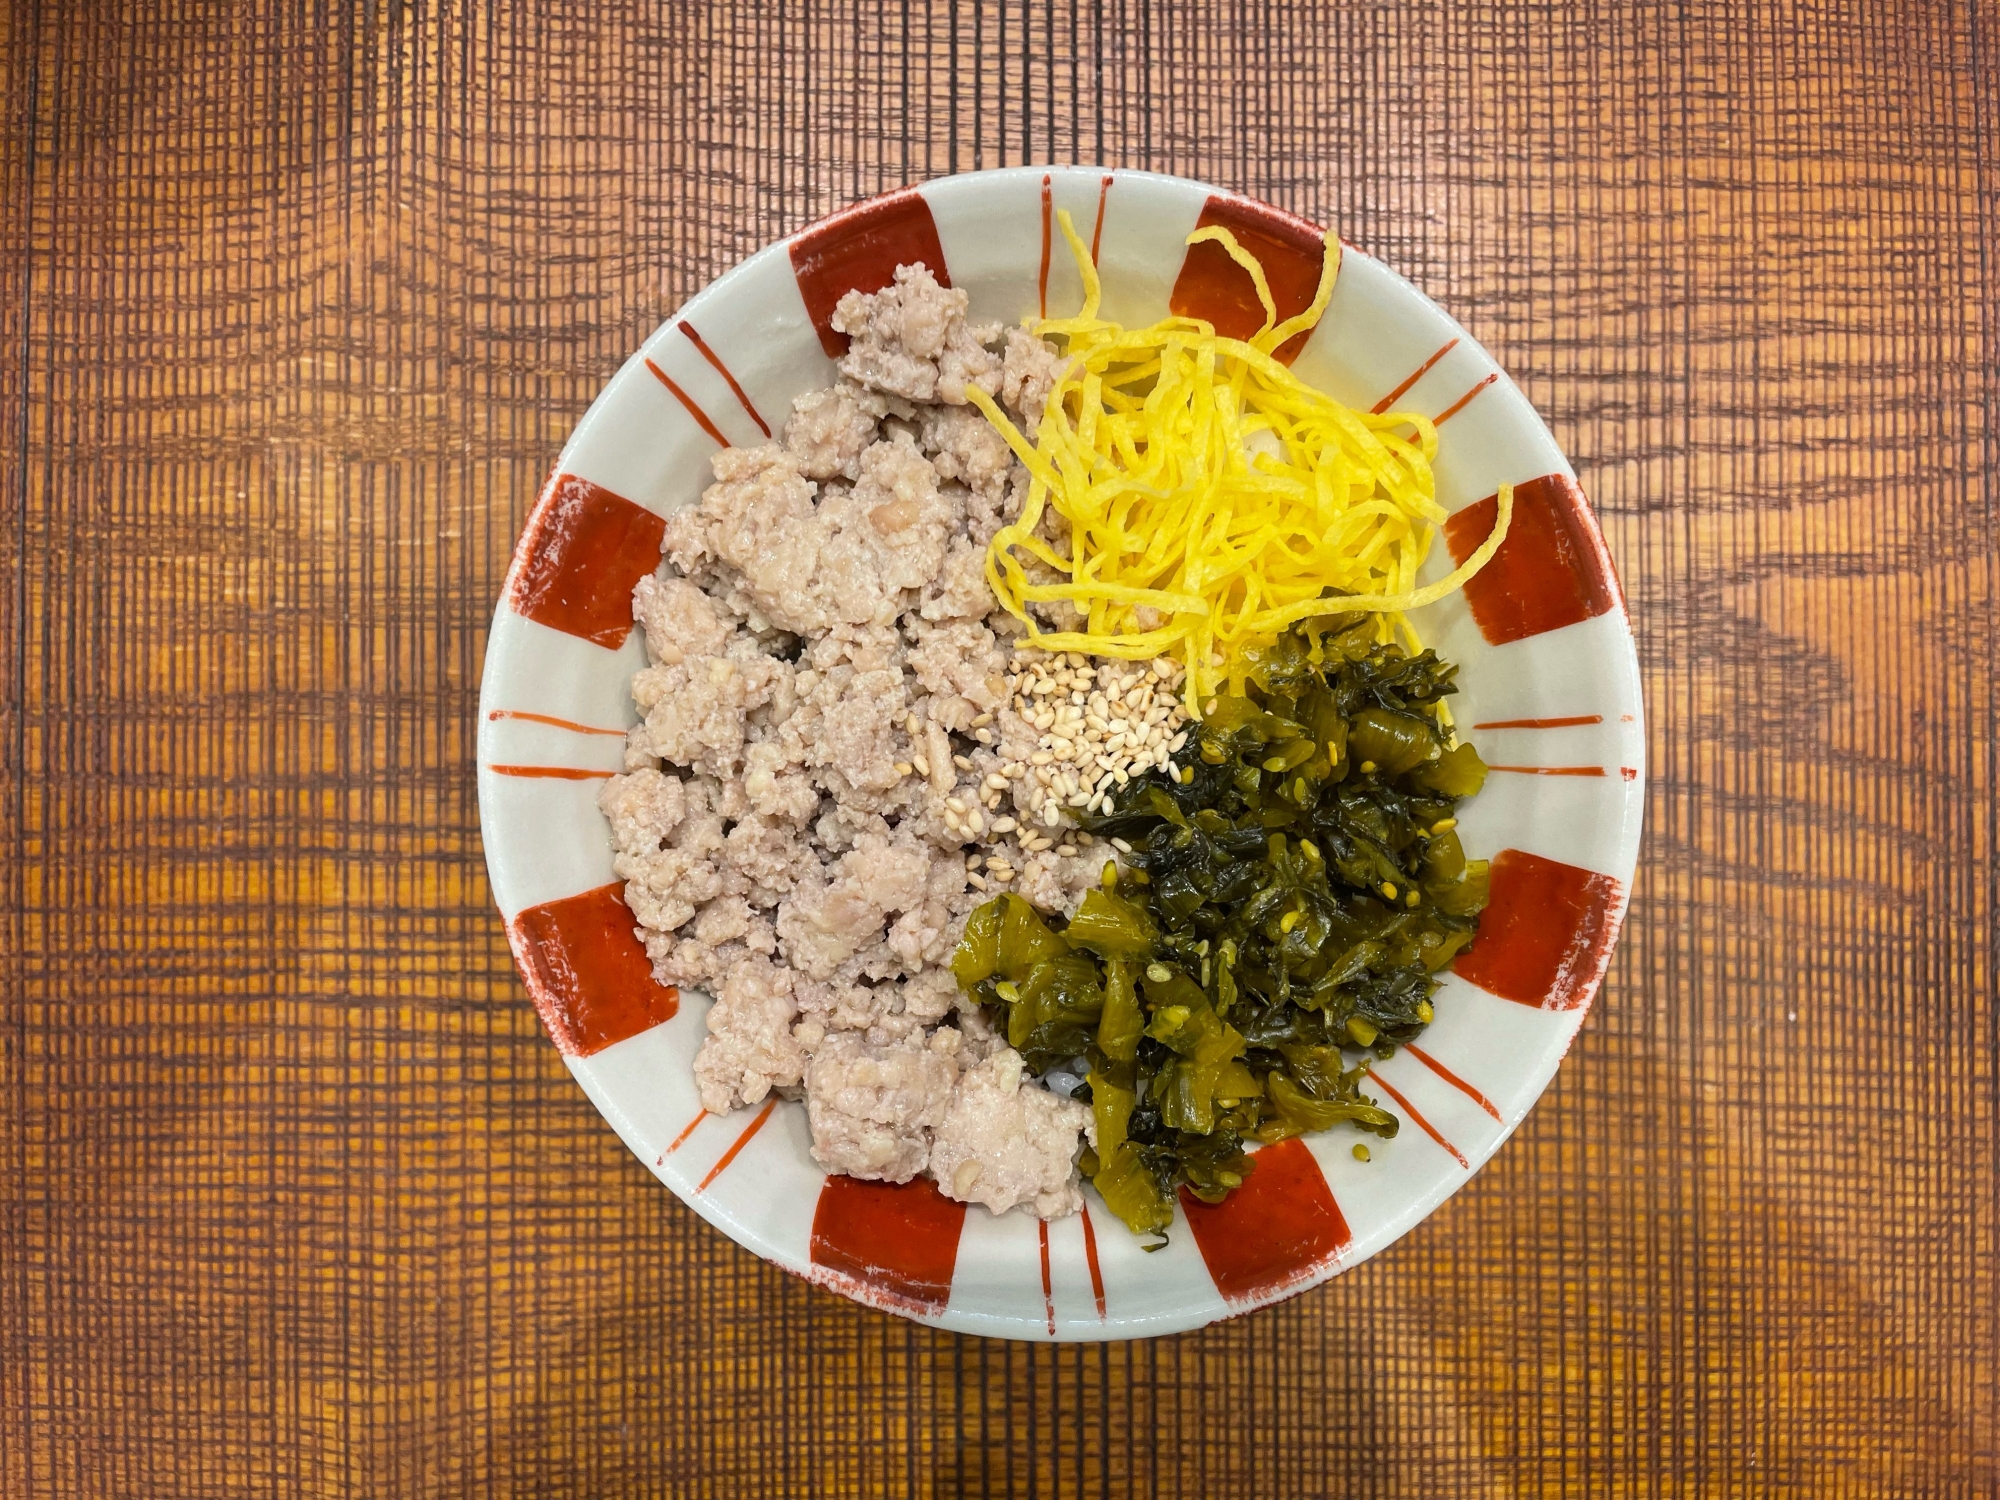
[966, 210, 1513, 712]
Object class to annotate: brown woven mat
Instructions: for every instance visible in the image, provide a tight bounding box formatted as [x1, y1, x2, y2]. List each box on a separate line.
[3, 2, 1995, 1494]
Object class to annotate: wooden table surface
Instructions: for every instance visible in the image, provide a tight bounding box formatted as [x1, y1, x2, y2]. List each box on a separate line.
[4, 2, 1995, 1494]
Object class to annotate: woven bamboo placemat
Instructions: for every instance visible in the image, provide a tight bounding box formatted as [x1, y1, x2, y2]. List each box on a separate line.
[3, 2, 1995, 1493]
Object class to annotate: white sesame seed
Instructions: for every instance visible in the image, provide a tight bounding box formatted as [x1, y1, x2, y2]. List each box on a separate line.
[967, 809, 985, 833]
[971, 712, 995, 727]
[1043, 804, 1062, 828]
[991, 816, 1018, 834]
[967, 872, 988, 890]
[1112, 837, 1133, 853]
[946, 796, 967, 814]
[912, 755, 930, 777]
[1057, 844, 1077, 856]
[974, 729, 994, 745]
[894, 761, 914, 777]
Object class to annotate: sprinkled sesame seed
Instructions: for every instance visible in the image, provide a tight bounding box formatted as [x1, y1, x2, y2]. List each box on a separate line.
[946, 796, 967, 813]
[990, 817, 1018, 834]
[953, 754, 974, 771]
[894, 761, 914, 777]
[912, 755, 930, 777]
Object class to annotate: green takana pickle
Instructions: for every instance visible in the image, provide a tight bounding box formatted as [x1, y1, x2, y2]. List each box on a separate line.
[1064, 888, 1160, 958]
[1096, 960, 1144, 1061]
[946, 620, 1491, 1237]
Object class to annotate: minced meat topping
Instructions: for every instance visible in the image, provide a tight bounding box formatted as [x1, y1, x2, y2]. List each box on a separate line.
[601, 263, 1124, 1217]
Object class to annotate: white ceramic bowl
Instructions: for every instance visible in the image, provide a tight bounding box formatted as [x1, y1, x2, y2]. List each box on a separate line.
[476, 166, 1644, 1341]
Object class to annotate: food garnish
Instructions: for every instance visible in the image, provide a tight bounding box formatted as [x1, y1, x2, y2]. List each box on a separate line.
[967, 211, 1514, 712]
[951, 621, 1491, 1235]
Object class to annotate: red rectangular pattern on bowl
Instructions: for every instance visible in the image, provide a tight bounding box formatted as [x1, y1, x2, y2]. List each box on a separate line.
[1442, 473, 1622, 645]
[809, 1174, 967, 1314]
[507, 883, 679, 1055]
[789, 189, 950, 359]
[1168, 197, 1330, 364]
[1178, 1136, 1352, 1303]
[1452, 848, 1622, 1010]
[508, 474, 668, 649]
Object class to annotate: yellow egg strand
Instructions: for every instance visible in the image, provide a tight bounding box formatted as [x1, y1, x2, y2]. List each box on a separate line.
[966, 209, 1513, 712]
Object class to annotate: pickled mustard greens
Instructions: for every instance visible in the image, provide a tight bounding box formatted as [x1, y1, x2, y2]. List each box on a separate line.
[950, 622, 1491, 1236]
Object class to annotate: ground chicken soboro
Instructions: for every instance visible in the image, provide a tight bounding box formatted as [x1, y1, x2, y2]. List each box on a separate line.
[599, 264, 1118, 1220]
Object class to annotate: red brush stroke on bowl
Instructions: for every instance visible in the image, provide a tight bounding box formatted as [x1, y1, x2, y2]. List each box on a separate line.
[487, 709, 628, 737]
[1178, 1137, 1351, 1303]
[645, 358, 731, 449]
[1472, 715, 1603, 731]
[1372, 337, 1459, 414]
[1367, 1071, 1468, 1169]
[1079, 1205, 1108, 1319]
[1453, 848, 1623, 1011]
[1403, 1043, 1503, 1121]
[1038, 1219, 1056, 1336]
[1444, 474, 1622, 646]
[677, 321, 771, 437]
[507, 474, 667, 649]
[507, 883, 679, 1055]
[790, 189, 950, 358]
[1168, 196, 1330, 364]
[486, 764, 615, 780]
[1432, 371, 1497, 425]
[809, 1174, 967, 1315]
[697, 1099, 778, 1192]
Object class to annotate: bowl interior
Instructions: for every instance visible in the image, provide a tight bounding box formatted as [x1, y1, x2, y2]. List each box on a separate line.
[476, 166, 1644, 1341]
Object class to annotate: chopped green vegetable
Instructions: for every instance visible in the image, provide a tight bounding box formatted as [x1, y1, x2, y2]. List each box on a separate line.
[947, 621, 1491, 1235]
